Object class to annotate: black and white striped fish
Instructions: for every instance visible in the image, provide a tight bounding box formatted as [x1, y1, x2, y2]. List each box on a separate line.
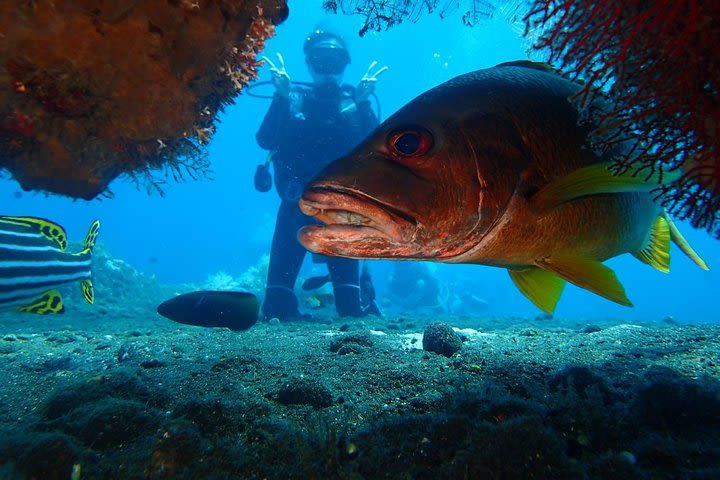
[0, 216, 100, 314]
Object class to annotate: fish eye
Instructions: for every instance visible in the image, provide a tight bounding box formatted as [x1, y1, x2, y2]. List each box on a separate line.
[388, 129, 433, 158]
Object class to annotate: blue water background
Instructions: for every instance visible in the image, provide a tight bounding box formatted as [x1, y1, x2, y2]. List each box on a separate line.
[1, 1, 717, 323]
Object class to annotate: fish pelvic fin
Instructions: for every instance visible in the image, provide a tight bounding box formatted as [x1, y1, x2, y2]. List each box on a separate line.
[0, 216, 68, 251]
[663, 212, 709, 271]
[19, 290, 65, 314]
[632, 216, 671, 273]
[508, 267, 566, 314]
[532, 162, 681, 212]
[537, 256, 633, 307]
[81, 279, 95, 305]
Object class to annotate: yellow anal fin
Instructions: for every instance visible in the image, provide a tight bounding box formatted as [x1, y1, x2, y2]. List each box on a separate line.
[82, 220, 101, 252]
[532, 162, 681, 211]
[81, 279, 94, 305]
[508, 267, 566, 314]
[633, 216, 671, 273]
[19, 290, 65, 314]
[0, 216, 68, 251]
[537, 256, 633, 307]
[663, 213, 709, 271]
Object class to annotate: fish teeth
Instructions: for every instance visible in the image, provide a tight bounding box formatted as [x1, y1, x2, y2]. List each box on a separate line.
[344, 211, 368, 225]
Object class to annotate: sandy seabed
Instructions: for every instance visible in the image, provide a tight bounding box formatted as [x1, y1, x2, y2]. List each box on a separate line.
[0, 299, 718, 480]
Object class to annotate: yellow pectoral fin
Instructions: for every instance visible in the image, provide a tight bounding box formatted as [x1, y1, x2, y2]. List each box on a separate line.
[19, 290, 65, 314]
[532, 162, 681, 211]
[633, 216, 671, 273]
[537, 256, 633, 307]
[663, 213, 709, 271]
[508, 267, 566, 314]
[81, 279, 94, 305]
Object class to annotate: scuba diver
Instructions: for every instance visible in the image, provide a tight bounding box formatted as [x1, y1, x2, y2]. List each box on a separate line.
[255, 28, 387, 321]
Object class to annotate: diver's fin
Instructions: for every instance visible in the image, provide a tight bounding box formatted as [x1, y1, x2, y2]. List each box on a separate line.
[19, 290, 65, 314]
[508, 267, 566, 314]
[537, 256, 633, 307]
[632, 216, 671, 273]
[302, 274, 331, 291]
[81, 279, 94, 305]
[663, 212, 709, 270]
[0, 216, 68, 251]
[532, 163, 681, 211]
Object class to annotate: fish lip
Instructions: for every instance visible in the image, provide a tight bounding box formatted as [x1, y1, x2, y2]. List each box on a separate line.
[299, 184, 416, 243]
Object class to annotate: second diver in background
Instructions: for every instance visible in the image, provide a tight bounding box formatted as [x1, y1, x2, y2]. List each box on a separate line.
[256, 28, 387, 321]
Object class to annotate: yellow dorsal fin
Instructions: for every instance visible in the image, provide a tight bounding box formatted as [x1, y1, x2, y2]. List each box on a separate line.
[663, 213, 709, 270]
[81, 279, 94, 305]
[0, 216, 68, 251]
[18, 290, 65, 314]
[632, 216, 671, 273]
[508, 267, 566, 314]
[537, 256, 633, 307]
[532, 163, 681, 211]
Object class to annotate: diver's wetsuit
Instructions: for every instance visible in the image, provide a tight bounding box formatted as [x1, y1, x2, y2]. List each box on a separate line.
[256, 83, 378, 320]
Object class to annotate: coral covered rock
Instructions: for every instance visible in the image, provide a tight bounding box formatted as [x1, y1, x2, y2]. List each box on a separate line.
[0, 0, 287, 198]
[422, 322, 462, 357]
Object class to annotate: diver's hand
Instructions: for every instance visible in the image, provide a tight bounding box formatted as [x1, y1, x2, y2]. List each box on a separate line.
[261, 53, 291, 99]
[356, 60, 388, 103]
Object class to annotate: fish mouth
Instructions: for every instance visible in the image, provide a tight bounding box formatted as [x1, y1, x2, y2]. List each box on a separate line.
[298, 185, 417, 252]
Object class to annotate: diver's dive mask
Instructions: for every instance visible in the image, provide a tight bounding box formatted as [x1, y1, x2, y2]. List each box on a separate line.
[306, 47, 350, 75]
[303, 29, 350, 76]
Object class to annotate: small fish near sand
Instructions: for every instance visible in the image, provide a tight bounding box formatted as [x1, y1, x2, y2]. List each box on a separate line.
[0, 216, 99, 314]
[298, 61, 708, 314]
[157, 290, 260, 331]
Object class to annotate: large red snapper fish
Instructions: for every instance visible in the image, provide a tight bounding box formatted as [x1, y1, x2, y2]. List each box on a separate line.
[298, 61, 708, 313]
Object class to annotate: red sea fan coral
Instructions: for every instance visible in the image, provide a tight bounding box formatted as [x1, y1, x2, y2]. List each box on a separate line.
[526, 0, 720, 237]
[0, 0, 287, 199]
[323, 0, 495, 35]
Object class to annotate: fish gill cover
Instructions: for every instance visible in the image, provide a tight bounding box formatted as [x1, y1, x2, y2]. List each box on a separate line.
[0, 0, 288, 200]
[329, 0, 720, 239]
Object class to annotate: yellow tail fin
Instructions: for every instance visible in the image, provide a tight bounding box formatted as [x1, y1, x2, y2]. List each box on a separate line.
[663, 213, 709, 271]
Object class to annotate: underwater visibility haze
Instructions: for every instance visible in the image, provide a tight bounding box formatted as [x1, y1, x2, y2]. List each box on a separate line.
[1, 1, 720, 478]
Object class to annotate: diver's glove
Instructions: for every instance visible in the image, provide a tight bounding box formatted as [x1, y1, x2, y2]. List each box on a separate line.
[261, 53, 291, 99]
[356, 60, 389, 103]
[254, 163, 272, 192]
[254, 152, 273, 192]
